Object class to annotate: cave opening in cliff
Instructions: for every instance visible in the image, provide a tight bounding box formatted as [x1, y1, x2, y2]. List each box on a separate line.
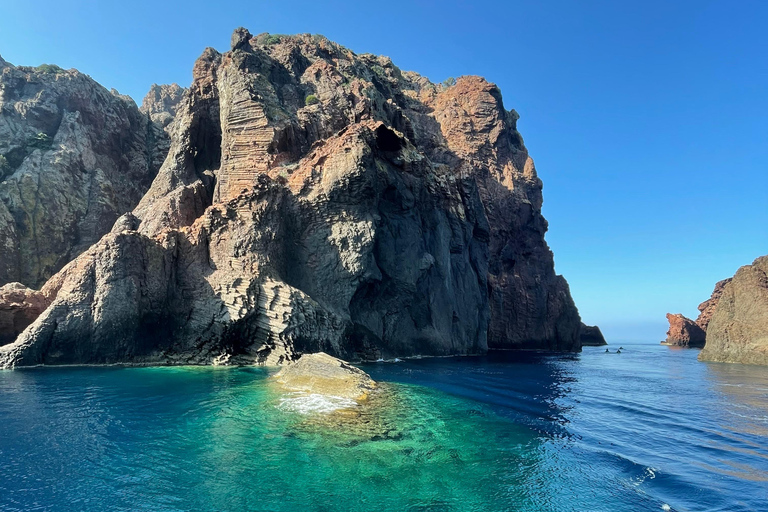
[375, 125, 403, 152]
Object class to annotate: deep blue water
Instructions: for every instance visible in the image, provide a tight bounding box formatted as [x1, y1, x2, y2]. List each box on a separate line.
[0, 344, 766, 511]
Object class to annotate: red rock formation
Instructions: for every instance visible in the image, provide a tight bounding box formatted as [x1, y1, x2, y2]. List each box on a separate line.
[663, 278, 731, 348]
[0, 57, 169, 288]
[664, 313, 706, 347]
[695, 278, 732, 331]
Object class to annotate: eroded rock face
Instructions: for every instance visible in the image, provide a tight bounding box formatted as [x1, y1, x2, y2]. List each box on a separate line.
[695, 278, 732, 331]
[699, 256, 768, 365]
[0, 283, 50, 346]
[0, 58, 168, 288]
[0, 30, 583, 368]
[579, 323, 607, 346]
[664, 313, 706, 347]
[140, 83, 187, 131]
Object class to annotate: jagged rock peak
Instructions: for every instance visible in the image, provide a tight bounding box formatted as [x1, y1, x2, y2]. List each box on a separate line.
[663, 313, 706, 347]
[140, 83, 187, 129]
[0, 28, 583, 368]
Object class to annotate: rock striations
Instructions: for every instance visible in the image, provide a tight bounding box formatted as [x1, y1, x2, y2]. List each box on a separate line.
[0, 57, 169, 289]
[0, 30, 583, 368]
[699, 256, 768, 365]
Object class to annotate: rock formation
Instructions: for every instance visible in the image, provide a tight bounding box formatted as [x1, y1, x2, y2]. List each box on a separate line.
[579, 323, 607, 346]
[140, 83, 187, 131]
[0, 30, 583, 368]
[0, 57, 168, 289]
[663, 277, 733, 347]
[699, 256, 768, 365]
[695, 278, 732, 331]
[663, 313, 706, 347]
[0, 283, 50, 345]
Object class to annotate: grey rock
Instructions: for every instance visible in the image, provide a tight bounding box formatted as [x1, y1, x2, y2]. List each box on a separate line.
[0, 59, 168, 288]
[0, 31, 584, 368]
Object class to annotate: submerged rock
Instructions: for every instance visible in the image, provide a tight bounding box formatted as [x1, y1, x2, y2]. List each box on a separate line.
[699, 256, 768, 365]
[274, 352, 376, 401]
[579, 323, 607, 346]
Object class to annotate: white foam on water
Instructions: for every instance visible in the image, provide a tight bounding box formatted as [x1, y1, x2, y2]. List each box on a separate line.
[277, 393, 358, 414]
[661, 504, 671, 511]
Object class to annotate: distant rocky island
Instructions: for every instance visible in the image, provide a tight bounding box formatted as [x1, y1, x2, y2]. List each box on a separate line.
[664, 255, 768, 365]
[0, 28, 603, 368]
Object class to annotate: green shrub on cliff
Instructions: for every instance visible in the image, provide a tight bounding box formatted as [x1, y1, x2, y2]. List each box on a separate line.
[28, 132, 53, 150]
[36, 64, 63, 74]
[0, 154, 9, 175]
[264, 34, 284, 45]
[305, 94, 320, 106]
[442, 77, 456, 88]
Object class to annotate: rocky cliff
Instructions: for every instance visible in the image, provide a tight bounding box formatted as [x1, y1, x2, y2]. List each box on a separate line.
[0, 57, 168, 289]
[699, 256, 768, 365]
[0, 30, 582, 368]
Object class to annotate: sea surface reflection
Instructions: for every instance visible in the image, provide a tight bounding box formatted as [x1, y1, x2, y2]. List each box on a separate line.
[0, 344, 766, 511]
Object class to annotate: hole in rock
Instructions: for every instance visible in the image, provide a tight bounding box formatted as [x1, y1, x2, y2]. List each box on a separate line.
[375, 125, 403, 152]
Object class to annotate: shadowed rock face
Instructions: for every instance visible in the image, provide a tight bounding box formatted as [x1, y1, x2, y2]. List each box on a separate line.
[0, 30, 582, 367]
[579, 323, 607, 346]
[699, 256, 768, 365]
[0, 57, 168, 289]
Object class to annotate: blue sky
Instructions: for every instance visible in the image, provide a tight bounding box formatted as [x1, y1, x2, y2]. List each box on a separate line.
[1, 0, 766, 342]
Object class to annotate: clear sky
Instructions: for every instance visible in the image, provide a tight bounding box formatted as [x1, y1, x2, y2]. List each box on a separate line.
[1, 0, 766, 342]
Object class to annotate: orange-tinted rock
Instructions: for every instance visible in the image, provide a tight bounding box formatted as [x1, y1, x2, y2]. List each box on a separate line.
[695, 278, 732, 331]
[664, 313, 706, 347]
[0, 283, 50, 346]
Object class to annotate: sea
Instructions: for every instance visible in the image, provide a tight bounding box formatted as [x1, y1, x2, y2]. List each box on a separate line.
[0, 343, 766, 512]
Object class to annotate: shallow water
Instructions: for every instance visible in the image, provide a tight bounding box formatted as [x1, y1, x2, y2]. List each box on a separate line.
[0, 344, 766, 511]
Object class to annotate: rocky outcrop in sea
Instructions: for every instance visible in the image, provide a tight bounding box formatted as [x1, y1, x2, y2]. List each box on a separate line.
[0, 29, 585, 368]
[579, 323, 607, 346]
[663, 279, 731, 347]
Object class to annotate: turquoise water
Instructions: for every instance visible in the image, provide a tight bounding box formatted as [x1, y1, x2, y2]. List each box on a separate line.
[0, 345, 766, 511]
